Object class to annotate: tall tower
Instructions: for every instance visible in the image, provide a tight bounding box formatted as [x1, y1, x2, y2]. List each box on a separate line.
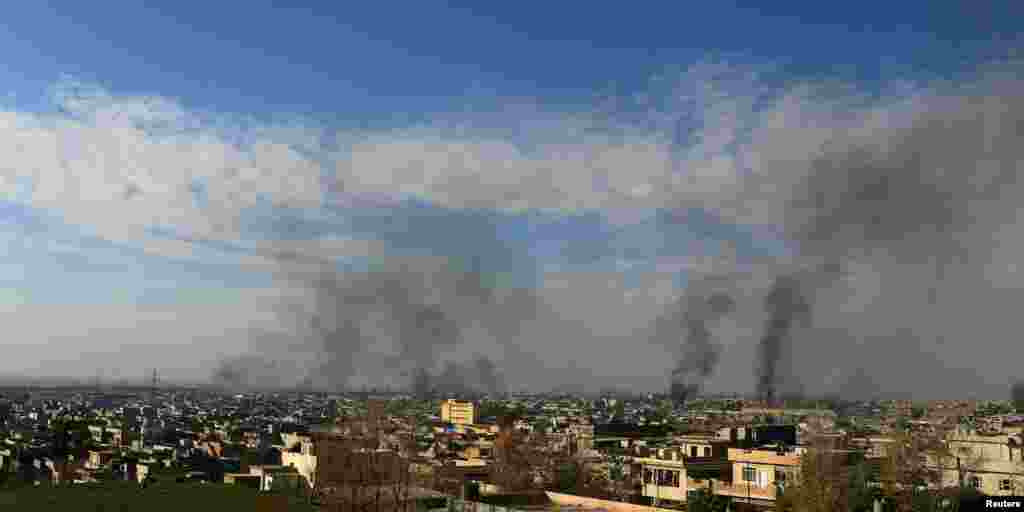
[150, 369, 158, 402]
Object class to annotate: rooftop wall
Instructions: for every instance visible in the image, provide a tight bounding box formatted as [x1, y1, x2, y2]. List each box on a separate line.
[727, 448, 799, 466]
[546, 491, 684, 512]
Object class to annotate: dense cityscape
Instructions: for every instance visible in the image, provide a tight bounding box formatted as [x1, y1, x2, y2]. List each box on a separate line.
[1, 383, 1022, 510]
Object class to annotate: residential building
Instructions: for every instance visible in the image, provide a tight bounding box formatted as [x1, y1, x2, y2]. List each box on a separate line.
[928, 428, 1024, 496]
[281, 435, 317, 488]
[676, 434, 719, 459]
[441, 400, 478, 426]
[637, 456, 687, 505]
[714, 447, 801, 506]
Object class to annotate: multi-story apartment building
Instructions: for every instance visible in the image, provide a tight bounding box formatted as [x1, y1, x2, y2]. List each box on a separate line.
[637, 455, 688, 504]
[676, 433, 718, 459]
[715, 447, 802, 506]
[928, 428, 1024, 496]
[441, 400, 478, 426]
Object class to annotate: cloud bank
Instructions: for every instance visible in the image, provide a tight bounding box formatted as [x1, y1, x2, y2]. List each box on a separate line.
[0, 59, 1021, 399]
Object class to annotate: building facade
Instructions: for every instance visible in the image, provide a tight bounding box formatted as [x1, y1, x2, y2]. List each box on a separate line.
[441, 400, 478, 426]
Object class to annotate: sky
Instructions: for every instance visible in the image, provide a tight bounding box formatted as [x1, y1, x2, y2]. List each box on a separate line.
[0, 2, 1021, 397]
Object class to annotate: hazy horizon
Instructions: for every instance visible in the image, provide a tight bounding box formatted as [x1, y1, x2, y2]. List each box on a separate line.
[0, 4, 1021, 402]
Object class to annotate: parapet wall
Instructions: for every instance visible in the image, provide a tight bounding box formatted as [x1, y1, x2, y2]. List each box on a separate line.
[545, 491, 682, 512]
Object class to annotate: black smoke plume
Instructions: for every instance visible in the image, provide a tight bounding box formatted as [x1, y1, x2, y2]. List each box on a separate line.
[756, 274, 811, 405]
[729, 67, 1024, 400]
[211, 356, 284, 391]
[655, 282, 735, 403]
[409, 355, 506, 398]
[1013, 381, 1024, 413]
[194, 206, 541, 393]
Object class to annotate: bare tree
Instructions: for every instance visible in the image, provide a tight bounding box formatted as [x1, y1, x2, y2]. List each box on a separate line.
[312, 404, 420, 512]
[489, 416, 548, 492]
[777, 435, 851, 512]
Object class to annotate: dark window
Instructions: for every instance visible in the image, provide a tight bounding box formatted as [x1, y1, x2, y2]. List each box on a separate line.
[644, 469, 652, 484]
[969, 476, 981, 489]
[672, 471, 680, 488]
[703, 447, 711, 457]
[656, 469, 674, 486]
[690, 446, 698, 457]
[743, 466, 757, 482]
[1001, 479, 1012, 491]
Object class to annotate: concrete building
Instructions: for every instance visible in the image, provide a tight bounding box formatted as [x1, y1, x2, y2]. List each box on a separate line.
[86, 450, 115, 470]
[676, 434, 719, 459]
[281, 435, 317, 488]
[119, 458, 150, 484]
[927, 428, 1024, 496]
[715, 447, 801, 506]
[250, 465, 306, 492]
[638, 456, 688, 505]
[441, 400, 478, 426]
[224, 472, 261, 488]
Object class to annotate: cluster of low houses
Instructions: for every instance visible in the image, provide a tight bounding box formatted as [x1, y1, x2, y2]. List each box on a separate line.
[3, 393, 1024, 511]
[242, 400, 1024, 510]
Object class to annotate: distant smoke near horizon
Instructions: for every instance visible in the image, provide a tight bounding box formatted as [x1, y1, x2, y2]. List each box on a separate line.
[176, 58, 1024, 400]
[645, 59, 1024, 401]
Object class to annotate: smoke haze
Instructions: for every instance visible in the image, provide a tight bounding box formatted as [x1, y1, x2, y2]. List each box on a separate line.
[213, 60, 1024, 399]
[3, 58, 1023, 400]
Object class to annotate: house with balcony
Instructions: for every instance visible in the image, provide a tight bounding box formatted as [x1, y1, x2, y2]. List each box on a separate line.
[927, 428, 1024, 496]
[635, 446, 732, 507]
[713, 447, 801, 507]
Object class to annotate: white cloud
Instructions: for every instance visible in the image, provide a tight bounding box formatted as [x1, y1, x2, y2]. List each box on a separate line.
[0, 84, 324, 253]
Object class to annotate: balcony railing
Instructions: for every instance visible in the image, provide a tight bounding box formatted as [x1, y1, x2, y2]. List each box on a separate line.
[711, 482, 777, 501]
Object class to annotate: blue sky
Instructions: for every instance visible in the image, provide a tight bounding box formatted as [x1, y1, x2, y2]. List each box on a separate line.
[0, 2, 1017, 119]
[0, 1, 1019, 388]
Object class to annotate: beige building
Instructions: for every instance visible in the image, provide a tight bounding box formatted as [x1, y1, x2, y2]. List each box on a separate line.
[927, 429, 1024, 496]
[637, 456, 689, 504]
[281, 435, 318, 488]
[86, 450, 116, 470]
[440, 400, 478, 426]
[714, 447, 800, 505]
[676, 434, 718, 459]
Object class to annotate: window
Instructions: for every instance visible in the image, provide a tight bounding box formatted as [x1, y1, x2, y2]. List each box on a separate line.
[657, 469, 673, 486]
[743, 466, 757, 482]
[703, 447, 711, 457]
[969, 476, 981, 489]
[673, 470, 680, 488]
[644, 469, 652, 484]
[1001, 479, 1013, 491]
[775, 468, 788, 484]
[690, 446, 698, 457]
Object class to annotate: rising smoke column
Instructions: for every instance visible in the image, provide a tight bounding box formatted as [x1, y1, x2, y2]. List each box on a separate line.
[473, 356, 505, 396]
[756, 274, 811, 404]
[736, 67, 1024, 399]
[654, 280, 735, 403]
[1013, 381, 1024, 413]
[211, 355, 286, 391]
[409, 355, 506, 398]
[276, 206, 542, 393]
[299, 262, 465, 390]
